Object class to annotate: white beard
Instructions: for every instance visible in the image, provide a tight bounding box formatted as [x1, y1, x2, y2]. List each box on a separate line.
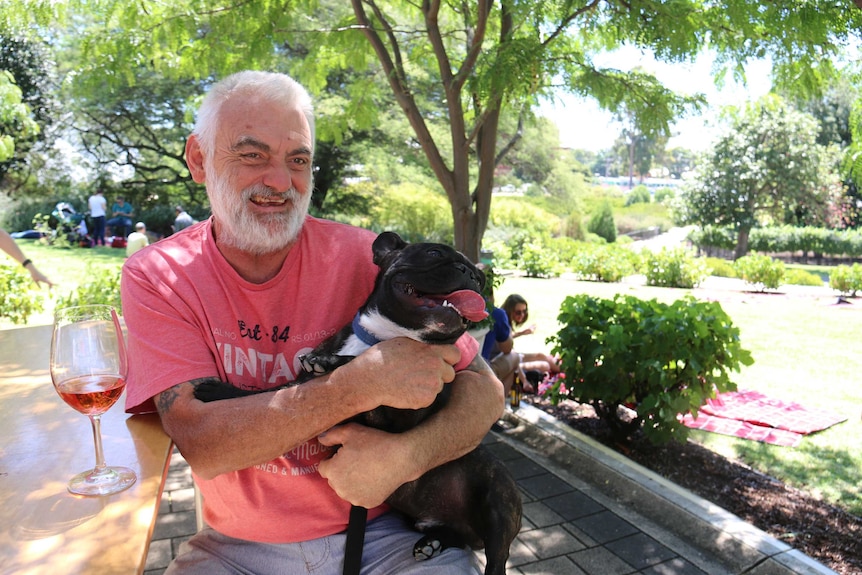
[208, 173, 312, 255]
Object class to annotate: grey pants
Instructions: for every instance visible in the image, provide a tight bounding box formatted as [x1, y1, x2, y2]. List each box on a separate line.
[165, 512, 482, 574]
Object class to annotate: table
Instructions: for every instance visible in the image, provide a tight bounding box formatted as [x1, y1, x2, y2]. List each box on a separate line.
[0, 324, 173, 575]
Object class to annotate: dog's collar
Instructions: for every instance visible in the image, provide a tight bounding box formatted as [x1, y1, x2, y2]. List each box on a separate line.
[351, 312, 380, 347]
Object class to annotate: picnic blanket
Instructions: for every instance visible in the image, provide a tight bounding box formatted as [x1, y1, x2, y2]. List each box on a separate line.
[680, 389, 847, 447]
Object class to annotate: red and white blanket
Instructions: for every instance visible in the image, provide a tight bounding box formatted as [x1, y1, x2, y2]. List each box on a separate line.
[680, 390, 847, 447]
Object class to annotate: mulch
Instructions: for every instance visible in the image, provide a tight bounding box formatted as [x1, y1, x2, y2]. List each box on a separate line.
[524, 396, 862, 575]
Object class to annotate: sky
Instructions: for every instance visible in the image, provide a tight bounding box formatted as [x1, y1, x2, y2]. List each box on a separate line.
[537, 47, 774, 153]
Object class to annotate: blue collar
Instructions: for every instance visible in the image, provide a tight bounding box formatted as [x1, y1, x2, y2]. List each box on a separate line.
[351, 312, 380, 347]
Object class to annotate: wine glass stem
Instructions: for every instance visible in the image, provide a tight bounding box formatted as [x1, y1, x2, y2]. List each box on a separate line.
[88, 414, 108, 474]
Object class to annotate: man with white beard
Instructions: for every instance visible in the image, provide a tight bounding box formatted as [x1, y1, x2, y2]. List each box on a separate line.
[120, 71, 502, 574]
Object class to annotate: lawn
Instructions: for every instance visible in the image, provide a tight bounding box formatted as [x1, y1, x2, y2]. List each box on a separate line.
[496, 273, 862, 517]
[4, 241, 861, 516]
[0, 239, 126, 328]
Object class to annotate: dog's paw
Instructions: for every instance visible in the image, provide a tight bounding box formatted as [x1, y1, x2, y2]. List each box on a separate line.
[193, 379, 254, 402]
[412, 536, 443, 562]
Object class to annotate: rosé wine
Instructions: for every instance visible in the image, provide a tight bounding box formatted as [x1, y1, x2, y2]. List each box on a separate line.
[55, 375, 125, 416]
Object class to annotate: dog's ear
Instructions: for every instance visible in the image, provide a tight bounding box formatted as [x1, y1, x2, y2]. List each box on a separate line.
[372, 232, 408, 266]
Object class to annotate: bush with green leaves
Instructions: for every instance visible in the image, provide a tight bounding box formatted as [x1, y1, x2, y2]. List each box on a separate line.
[643, 247, 708, 288]
[0, 263, 45, 324]
[829, 263, 862, 297]
[587, 201, 617, 243]
[624, 185, 651, 206]
[547, 294, 753, 444]
[704, 257, 736, 278]
[783, 268, 825, 287]
[55, 265, 123, 313]
[570, 243, 637, 282]
[733, 254, 785, 291]
[521, 240, 562, 278]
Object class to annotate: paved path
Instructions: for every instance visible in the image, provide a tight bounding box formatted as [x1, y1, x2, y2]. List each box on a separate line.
[142, 404, 837, 575]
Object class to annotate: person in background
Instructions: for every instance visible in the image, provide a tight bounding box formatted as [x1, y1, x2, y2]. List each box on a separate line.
[172, 205, 195, 233]
[125, 222, 149, 257]
[0, 228, 54, 287]
[478, 267, 519, 397]
[106, 196, 134, 237]
[501, 293, 561, 377]
[87, 189, 108, 246]
[121, 70, 501, 574]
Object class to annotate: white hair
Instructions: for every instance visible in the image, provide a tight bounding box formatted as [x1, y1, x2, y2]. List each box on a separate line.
[193, 71, 316, 161]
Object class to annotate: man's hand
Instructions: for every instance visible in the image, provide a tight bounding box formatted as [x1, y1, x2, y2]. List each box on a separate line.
[317, 423, 413, 508]
[333, 337, 460, 412]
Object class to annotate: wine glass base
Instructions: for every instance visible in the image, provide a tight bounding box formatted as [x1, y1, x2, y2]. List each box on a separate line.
[68, 466, 137, 496]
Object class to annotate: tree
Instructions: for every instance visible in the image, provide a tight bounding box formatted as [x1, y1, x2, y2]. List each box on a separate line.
[678, 96, 838, 259]
[0, 33, 57, 185]
[8, 1, 862, 259]
[0, 71, 39, 162]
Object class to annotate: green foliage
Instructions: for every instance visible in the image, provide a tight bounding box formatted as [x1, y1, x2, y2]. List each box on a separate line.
[587, 201, 617, 243]
[55, 265, 123, 312]
[677, 96, 838, 257]
[0, 263, 44, 324]
[653, 188, 676, 204]
[829, 263, 862, 297]
[704, 257, 736, 278]
[783, 268, 825, 287]
[521, 240, 562, 278]
[371, 183, 453, 243]
[547, 294, 753, 444]
[733, 254, 785, 291]
[570, 243, 638, 283]
[643, 247, 709, 288]
[690, 225, 862, 258]
[624, 185, 651, 206]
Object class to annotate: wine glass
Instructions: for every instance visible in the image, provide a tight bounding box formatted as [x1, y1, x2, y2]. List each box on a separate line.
[50, 304, 137, 496]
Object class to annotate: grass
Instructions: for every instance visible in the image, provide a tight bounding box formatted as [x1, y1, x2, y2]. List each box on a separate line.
[0, 239, 126, 328]
[4, 240, 861, 516]
[496, 273, 862, 517]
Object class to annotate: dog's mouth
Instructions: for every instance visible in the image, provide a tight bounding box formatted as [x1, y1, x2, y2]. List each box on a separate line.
[399, 283, 488, 323]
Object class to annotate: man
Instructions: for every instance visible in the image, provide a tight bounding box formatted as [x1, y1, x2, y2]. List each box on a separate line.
[121, 71, 503, 574]
[125, 221, 149, 257]
[107, 196, 134, 237]
[173, 205, 195, 232]
[87, 189, 107, 246]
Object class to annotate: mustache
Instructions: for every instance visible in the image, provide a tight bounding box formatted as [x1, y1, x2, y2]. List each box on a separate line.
[242, 185, 300, 202]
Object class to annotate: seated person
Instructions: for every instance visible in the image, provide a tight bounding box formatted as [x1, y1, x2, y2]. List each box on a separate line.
[501, 293, 561, 378]
[106, 196, 134, 237]
[125, 221, 149, 257]
[481, 304, 519, 397]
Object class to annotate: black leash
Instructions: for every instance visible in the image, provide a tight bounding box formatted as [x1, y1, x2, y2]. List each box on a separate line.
[343, 504, 368, 575]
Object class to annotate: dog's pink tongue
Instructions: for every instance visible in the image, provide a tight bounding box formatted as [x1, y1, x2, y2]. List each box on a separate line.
[444, 290, 488, 322]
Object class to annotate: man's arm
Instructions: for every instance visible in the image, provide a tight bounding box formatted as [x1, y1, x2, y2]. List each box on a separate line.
[317, 352, 504, 508]
[156, 337, 464, 480]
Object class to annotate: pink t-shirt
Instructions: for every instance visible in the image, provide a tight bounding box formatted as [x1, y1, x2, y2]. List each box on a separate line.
[121, 216, 478, 543]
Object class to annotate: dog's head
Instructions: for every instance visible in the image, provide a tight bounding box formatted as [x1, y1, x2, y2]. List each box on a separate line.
[359, 232, 488, 344]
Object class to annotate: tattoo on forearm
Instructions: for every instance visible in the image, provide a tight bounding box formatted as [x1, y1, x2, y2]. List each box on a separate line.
[156, 378, 222, 415]
[156, 384, 181, 415]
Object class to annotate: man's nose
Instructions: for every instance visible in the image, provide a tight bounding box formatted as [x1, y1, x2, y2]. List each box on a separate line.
[262, 162, 294, 193]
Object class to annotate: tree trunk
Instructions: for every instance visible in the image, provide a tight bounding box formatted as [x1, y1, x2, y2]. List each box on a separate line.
[734, 226, 751, 260]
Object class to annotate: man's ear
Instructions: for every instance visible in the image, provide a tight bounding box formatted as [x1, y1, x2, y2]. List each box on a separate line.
[185, 135, 207, 184]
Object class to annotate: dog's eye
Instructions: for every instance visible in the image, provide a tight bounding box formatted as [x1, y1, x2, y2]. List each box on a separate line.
[426, 248, 443, 258]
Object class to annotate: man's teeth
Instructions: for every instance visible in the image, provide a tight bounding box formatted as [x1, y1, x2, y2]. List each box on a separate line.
[252, 195, 286, 205]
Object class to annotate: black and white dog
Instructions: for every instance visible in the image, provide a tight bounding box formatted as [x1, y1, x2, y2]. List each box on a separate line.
[195, 231, 522, 575]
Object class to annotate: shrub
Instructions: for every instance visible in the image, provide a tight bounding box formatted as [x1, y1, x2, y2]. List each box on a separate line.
[784, 269, 825, 287]
[0, 263, 45, 324]
[733, 254, 785, 291]
[521, 240, 562, 278]
[570, 244, 637, 283]
[547, 294, 753, 444]
[705, 257, 736, 278]
[55, 266, 123, 313]
[587, 201, 617, 243]
[643, 247, 708, 288]
[829, 263, 862, 297]
[625, 185, 651, 206]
